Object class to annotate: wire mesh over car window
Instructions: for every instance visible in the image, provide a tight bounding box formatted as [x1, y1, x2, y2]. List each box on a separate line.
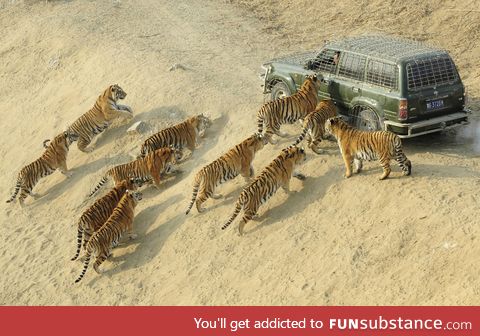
[366, 60, 398, 89]
[406, 57, 458, 90]
[338, 53, 366, 81]
[310, 49, 337, 74]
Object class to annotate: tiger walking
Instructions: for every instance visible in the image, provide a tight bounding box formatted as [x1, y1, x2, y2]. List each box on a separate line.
[68, 84, 133, 153]
[222, 146, 307, 235]
[71, 178, 143, 261]
[292, 99, 338, 154]
[88, 147, 182, 197]
[185, 133, 267, 215]
[138, 114, 211, 159]
[6, 130, 78, 206]
[257, 74, 320, 144]
[75, 190, 142, 283]
[325, 117, 412, 180]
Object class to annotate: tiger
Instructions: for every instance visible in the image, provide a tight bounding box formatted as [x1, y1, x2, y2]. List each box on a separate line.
[71, 178, 144, 261]
[185, 133, 268, 215]
[222, 145, 307, 236]
[324, 116, 412, 180]
[88, 147, 182, 197]
[138, 114, 211, 159]
[257, 74, 320, 144]
[6, 130, 79, 206]
[75, 190, 142, 283]
[292, 99, 338, 154]
[68, 84, 133, 153]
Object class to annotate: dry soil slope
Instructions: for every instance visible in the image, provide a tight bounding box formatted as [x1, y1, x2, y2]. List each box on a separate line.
[0, 0, 478, 305]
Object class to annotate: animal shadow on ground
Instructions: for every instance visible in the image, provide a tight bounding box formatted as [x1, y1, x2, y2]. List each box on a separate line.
[244, 168, 338, 235]
[103, 193, 184, 276]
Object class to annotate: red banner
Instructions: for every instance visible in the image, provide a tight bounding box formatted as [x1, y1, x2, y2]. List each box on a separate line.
[0, 306, 477, 336]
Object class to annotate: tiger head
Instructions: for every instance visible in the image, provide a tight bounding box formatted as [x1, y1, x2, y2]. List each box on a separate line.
[170, 146, 183, 163]
[126, 177, 145, 190]
[193, 114, 212, 133]
[302, 74, 321, 92]
[126, 190, 143, 203]
[249, 133, 268, 151]
[63, 129, 79, 146]
[282, 145, 307, 163]
[109, 84, 127, 102]
[325, 116, 349, 138]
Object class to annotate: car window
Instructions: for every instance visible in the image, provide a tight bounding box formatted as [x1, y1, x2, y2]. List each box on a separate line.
[338, 53, 366, 81]
[311, 49, 338, 74]
[366, 60, 398, 89]
[406, 56, 458, 91]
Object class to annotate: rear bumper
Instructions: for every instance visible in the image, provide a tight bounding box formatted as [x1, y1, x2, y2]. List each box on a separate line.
[384, 111, 470, 138]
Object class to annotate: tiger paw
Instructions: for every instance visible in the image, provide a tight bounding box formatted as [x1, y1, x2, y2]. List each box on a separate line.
[344, 173, 352, 179]
[129, 233, 138, 240]
[62, 171, 73, 178]
[93, 265, 102, 274]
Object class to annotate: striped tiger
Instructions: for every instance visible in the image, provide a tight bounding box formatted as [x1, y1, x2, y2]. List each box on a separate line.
[138, 114, 211, 159]
[325, 117, 412, 180]
[71, 178, 144, 261]
[75, 190, 142, 283]
[68, 84, 133, 153]
[292, 99, 338, 154]
[222, 145, 307, 235]
[6, 130, 78, 206]
[257, 74, 320, 144]
[88, 147, 182, 197]
[185, 133, 268, 215]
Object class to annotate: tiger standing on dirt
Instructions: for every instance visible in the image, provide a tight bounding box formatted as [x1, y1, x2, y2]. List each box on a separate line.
[292, 99, 338, 154]
[6, 130, 78, 206]
[222, 145, 307, 236]
[88, 147, 182, 197]
[71, 178, 144, 261]
[68, 84, 133, 153]
[325, 117, 412, 180]
[185, 133, 268, 215]
[138, 114, 211, 159]
[257, 74, 320, 144]
[75, 190, 142, 283]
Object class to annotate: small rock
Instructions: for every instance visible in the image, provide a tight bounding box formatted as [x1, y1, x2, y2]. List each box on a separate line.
[169, 63, 186, 71]
[127, 121, 147, 135]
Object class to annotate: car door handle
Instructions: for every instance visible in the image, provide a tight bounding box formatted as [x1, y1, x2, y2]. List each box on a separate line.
[352, 86, 361, 93]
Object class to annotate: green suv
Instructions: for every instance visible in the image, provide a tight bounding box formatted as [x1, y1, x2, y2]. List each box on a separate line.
[260, 35, 470, 137]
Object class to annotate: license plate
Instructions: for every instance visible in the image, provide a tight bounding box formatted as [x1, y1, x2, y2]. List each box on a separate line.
[426, 99, 444, 110]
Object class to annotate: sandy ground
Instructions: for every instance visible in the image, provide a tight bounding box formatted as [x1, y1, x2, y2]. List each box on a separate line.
[0, 0, 479, 305]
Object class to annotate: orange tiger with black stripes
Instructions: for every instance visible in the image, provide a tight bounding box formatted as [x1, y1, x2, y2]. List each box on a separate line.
[222, 145, 307, 235]
[257, 74, 320, 144]
[185, 133, 268, 215]
[325, 116, 412, 180]
[89, 147, 182, 197]
[138, 114, 211, 159]
[68, 84, 133, 153]
[71, 178, 144, 261]
[6, 130, 78, 206]
[292, 99, 338, 154]
[75, 190, 142, 283]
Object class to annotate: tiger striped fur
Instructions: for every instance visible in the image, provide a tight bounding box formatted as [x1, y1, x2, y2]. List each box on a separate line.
[75, 190, 142, 283]
[6, 130, 78, 206]
[257, 74, 320, 144]
[222, 145, 307, 235]
[71, 178, 144, 261]
[88, 147, 182, 197]
[292, 99, 338, 154]
[68, 84, 133, 153]
[325, 117, 412, 180]
[138, 114, 211, 159]
[185, 133, 268, 215]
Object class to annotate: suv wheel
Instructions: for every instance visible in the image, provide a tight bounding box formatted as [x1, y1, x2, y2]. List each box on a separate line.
[352, 105, 382, 131]
[271, 82, 291, 101]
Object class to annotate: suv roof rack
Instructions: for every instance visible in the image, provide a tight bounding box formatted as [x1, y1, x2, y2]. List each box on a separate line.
[326, 34, 448, 62]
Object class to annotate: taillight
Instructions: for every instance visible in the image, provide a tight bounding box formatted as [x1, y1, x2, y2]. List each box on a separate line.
[399, 99, 408, 120]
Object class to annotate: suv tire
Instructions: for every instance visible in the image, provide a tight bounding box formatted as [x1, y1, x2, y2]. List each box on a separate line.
[271, 82, 291, 101]
[352, 105, 382, 132]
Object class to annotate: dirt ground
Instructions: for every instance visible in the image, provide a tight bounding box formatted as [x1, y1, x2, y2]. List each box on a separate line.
[0, 0, 478, 305]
